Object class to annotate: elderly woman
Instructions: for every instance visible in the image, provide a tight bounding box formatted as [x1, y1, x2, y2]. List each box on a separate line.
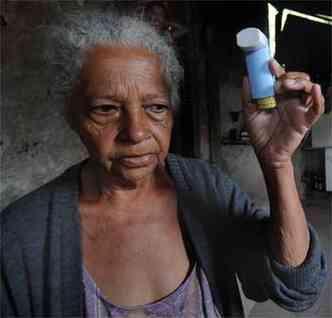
[1, 12, 327, 318]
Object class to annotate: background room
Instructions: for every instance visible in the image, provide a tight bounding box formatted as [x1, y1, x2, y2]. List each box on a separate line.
[1, 1, 331, 317]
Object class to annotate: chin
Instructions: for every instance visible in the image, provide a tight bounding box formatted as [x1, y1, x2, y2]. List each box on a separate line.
[114, 165, 158, 187]
[97, 154, 164, 186]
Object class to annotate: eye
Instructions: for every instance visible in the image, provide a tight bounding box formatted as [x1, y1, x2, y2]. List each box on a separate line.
[144, 104, 170, 114]
[91, 105, 120, 115]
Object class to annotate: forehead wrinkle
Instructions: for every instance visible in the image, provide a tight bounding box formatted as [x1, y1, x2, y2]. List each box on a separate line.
[115, 74, 166, 104]
[80, 48, 170, 103]
[85, 66, 168, 103]
[83, 54, 161, 81]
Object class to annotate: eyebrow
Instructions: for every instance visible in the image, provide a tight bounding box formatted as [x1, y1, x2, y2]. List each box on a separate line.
[87, 93, 169, 103]
[86, 95, 123, 104]
[141, 93, 169, 102]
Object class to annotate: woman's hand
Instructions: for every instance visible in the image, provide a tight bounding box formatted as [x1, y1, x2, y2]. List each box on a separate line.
[242, 59, 325, 169]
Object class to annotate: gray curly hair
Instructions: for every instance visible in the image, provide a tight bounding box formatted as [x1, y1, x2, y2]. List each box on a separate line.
[47, 10, 183, 112]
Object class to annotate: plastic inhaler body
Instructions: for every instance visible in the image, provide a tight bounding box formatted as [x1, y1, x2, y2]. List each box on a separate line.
[236, 28, 277, 109]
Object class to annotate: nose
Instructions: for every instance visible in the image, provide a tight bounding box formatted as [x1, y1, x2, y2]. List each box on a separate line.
[118, 109, 150, 144]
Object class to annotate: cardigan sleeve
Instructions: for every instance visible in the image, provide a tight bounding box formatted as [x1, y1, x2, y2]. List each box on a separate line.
[214, 169, 328, 312]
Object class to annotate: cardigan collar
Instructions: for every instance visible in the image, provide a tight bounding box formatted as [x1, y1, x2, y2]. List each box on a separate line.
[52, 154, 243, 317]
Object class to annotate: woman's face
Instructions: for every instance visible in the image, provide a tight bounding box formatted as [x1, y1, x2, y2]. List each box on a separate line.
[71, 46, 173, 184]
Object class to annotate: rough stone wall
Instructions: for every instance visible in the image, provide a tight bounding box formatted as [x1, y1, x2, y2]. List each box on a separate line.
[1, 2, 93, 210]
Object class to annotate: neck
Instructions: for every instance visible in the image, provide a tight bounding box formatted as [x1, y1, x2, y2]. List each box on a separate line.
[80, 158, 169, 205]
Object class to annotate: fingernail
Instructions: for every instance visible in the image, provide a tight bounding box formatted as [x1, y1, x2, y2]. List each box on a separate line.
[272, 58, 281, 67]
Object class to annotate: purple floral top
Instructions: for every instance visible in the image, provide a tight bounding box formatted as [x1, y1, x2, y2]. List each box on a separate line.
[83, 264, 222, 317]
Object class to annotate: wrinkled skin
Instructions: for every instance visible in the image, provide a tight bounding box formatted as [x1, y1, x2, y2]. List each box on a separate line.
[69, 46, 173, 189]
[242, 59, 325, 169]
[242, 60, 325, 266]
[69, 46, 190, 306]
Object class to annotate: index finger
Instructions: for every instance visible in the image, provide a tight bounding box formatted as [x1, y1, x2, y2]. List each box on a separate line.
[269, 59, 286, 78]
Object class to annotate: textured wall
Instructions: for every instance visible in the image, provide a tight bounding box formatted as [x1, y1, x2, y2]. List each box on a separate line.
[1, 2, 90, 210]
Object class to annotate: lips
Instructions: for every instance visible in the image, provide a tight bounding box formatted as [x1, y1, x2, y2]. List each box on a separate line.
[117, 154, 156, 168]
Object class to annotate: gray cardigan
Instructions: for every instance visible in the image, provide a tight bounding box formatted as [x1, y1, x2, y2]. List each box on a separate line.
[1, 154, 327, 317]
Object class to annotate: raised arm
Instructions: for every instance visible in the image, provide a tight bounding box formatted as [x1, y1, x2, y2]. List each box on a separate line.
[242, 59, 325, 266]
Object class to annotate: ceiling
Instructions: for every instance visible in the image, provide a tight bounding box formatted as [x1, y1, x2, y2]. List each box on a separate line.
[270, 1, 331, 17]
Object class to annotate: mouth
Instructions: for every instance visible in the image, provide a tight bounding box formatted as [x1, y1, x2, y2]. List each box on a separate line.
[117, 154, 156, 168]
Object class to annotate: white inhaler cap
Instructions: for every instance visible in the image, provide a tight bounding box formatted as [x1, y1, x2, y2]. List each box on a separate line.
[236, 27, 276, 109]
[236, 27, 267, 52]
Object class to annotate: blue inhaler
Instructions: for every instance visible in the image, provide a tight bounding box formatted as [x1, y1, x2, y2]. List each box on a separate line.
[236, 28, 276, 109]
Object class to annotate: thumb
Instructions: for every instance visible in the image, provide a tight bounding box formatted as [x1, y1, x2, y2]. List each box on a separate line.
[242, 76, 257, 115]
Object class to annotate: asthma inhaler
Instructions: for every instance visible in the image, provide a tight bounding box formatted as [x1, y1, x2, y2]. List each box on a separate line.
[236, 28, 276, 109]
